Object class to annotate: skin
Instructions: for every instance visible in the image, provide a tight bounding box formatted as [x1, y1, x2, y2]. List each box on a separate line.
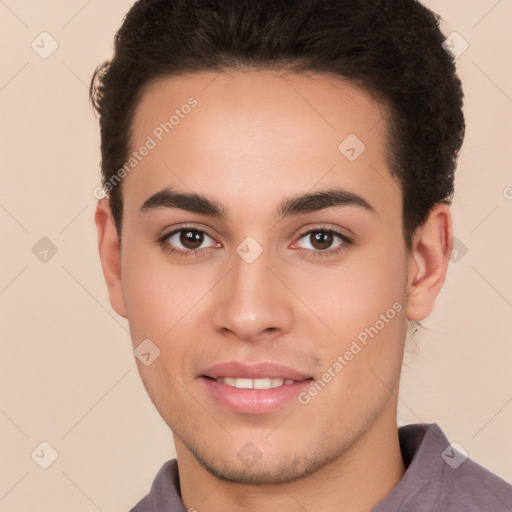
[95, 70, 452, 512]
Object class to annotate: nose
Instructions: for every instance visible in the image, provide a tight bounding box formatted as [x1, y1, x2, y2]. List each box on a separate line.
[210, 245, 294, 343]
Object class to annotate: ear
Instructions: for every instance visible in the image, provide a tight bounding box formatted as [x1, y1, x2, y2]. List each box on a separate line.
[94, 199, 127, 318]
[406, 203, 453, 322]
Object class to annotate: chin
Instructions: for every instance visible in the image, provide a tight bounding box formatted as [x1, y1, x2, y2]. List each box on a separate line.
[180, 433, 343, 485]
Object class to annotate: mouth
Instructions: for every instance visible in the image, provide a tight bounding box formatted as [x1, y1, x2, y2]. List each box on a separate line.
[199, 361, 314, 414]
[204, 376, 303, 389]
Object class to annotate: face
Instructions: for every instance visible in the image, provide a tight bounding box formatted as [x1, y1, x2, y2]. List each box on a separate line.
[98, 70, 427, 484]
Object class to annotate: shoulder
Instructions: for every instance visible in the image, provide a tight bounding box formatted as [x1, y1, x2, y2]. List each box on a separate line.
[128, 496, 149, 512]
[128, 459, 185, 512]
[374, 423, 512, 511]
[409, 423, 512, 511]
[433, 454, 512, 510]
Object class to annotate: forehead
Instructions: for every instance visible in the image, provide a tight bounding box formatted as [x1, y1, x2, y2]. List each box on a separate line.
[132, 69, 387, 148]
[126, 70, 399, 219]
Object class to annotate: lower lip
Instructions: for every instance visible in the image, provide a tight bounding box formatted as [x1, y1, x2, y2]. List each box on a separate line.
[200, 377, 312, 415]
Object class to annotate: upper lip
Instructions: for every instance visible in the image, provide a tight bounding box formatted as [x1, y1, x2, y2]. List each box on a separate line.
[201, 361, 312, 381]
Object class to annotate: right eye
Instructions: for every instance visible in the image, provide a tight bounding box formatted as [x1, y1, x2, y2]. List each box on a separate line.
[158, 227, 220, 257]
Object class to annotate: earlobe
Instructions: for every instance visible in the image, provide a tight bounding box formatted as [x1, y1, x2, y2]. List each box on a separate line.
[406, 204, 453, 322]
[94, 199, 127, 319]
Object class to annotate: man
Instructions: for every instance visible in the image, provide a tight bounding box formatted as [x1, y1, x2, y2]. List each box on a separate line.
[91, 0, 512, 510]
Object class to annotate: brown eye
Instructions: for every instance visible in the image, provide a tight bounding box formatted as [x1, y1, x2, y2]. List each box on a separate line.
[163, 229, 216, 252]
[179, 230, 204, 249]
[295, 228, 349, 255]
[310, 231, 334, 250]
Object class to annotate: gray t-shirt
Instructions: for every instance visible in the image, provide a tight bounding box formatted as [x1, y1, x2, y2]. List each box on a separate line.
[130, 423, 512, 511]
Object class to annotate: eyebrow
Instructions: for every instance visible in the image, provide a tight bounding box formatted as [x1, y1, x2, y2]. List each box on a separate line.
[140, 186, 376, 219]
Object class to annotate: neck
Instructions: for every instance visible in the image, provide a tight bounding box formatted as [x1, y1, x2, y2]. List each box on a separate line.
[176, 401, 405, 512]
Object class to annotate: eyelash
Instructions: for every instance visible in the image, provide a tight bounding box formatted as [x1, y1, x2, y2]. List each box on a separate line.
[156, 225, 353, 259]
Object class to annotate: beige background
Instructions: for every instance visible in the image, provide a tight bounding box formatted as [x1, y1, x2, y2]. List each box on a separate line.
[1, 1, 511, 510]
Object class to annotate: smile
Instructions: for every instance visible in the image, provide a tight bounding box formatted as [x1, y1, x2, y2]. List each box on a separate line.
[213, 377, 296, 389]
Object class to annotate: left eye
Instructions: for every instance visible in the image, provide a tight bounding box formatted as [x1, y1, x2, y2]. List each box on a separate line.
[296, 230, 346, 251]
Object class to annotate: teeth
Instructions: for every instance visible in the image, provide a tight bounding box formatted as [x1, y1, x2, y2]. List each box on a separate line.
[270, 378, 285, 388]
[254, 378, 275, 389]
[236, 378, 254, 389]
[215, 377, 296, 389]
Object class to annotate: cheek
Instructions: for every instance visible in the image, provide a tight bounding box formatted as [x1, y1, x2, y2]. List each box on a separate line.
[121, 253, 200, 406]
[121, 246, 196, 344]
[304, 246, 406, 337]
[299, 241, 408, 390]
